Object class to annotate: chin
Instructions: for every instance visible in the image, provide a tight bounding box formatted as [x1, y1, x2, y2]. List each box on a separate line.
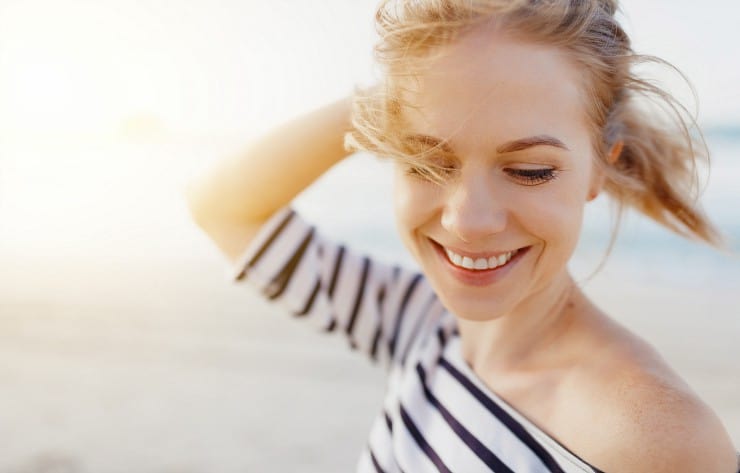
[438, 293, 513, 322]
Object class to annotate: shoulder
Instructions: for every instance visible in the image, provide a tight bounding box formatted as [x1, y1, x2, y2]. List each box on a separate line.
[565, 341, 738, 473]
[597, 373, 737, 472]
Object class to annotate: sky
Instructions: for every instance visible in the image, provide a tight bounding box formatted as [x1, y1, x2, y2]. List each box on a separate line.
[0, 0, 739, 138]
[0, 0, 738, 272]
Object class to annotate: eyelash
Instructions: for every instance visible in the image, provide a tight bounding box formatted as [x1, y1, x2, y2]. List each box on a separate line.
[504, 168, 559, 185]
[405, 165, 559, 186]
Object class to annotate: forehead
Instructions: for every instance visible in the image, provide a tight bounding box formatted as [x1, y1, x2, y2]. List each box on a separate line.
[400, 27, 591, 156]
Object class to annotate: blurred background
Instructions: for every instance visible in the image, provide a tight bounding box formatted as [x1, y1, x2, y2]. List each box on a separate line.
[0, 0, 738, 471]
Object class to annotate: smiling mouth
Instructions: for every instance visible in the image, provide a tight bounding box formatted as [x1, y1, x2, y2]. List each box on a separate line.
[429, 239, 530, 273]
[445, 247, 519, 270]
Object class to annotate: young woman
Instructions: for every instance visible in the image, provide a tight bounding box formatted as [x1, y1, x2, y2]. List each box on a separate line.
[186, 1, 740, 471]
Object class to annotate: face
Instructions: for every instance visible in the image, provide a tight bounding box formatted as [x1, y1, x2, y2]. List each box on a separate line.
[392, 26, 603, 321]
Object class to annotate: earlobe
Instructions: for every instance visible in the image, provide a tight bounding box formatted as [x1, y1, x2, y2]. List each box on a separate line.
[587, 172, 604, 202]
[588, 140, 624, 202]
[587, 186, 601, 202]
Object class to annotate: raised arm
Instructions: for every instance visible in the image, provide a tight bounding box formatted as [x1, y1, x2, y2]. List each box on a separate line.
[184, 93, 446, 371]
[184, 95, 354, 263]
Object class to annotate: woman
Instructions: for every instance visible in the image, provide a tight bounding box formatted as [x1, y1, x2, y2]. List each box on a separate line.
[185, 1, 739, 471]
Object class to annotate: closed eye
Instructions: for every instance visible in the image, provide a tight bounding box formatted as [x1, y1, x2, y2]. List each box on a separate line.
[504, 167, 559, 185]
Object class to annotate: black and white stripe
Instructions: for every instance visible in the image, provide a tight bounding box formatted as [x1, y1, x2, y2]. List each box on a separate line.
[231, 206, 440, 371]
[232, 206, 607, 473]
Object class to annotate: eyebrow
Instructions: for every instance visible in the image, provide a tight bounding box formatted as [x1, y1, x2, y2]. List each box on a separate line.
[497, 135, 570, 153]
[404, 134, 454, 153]
[403, 133, 570, 154]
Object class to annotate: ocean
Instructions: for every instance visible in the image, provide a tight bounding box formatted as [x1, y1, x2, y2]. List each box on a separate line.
[0, 129, 737, 298]
[291, 131, 740, 291]
[0, 129, 737, 471]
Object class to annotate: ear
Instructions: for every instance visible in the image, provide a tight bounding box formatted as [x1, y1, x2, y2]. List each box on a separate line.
[587, 140, 623, 202]
[587, 169, 605, 202]
[607, 140, 624, 164]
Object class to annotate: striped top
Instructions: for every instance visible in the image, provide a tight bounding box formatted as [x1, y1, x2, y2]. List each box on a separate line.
[230, 206, 740, 473]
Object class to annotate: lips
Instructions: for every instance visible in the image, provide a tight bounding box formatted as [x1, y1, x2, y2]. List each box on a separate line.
[428, 238, 530, 287]
[444, 247, 518, 271]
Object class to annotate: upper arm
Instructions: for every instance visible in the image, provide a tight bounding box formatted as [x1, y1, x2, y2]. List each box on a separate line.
[194, 218, 266, 265]
[225, 205, 445, 370]
[591, 375, 738, 473]
[185, 184, 267, 264]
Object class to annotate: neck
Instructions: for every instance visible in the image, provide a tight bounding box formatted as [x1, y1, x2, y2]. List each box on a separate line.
[456, 272, 582, 375]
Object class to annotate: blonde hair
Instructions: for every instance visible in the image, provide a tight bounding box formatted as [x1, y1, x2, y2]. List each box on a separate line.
[345, 0, 724, 248]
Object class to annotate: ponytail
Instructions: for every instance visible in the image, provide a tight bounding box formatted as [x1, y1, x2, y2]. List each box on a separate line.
[346, 0, 725, 250]
[599, 66, 724, 248]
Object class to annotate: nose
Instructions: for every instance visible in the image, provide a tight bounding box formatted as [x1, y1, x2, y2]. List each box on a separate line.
[440, 171, 507, 243]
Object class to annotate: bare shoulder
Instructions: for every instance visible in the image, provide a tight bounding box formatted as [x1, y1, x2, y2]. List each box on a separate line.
[563, 330, 739, 473]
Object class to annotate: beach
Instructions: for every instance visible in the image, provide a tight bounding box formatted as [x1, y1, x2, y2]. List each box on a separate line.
[2, 0, 739, 469]
[0, 136, 737, 472]
[0, 252, 738, 472]
[0, 255, 387, 472]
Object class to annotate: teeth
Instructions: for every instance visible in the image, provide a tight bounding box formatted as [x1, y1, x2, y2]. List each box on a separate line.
[444, 248, 518, 271]
[450, 252, 463, 266]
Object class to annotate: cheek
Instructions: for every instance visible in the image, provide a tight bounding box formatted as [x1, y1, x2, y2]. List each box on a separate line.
[392, 173, 442, 235]
[520, 174, 588, 254]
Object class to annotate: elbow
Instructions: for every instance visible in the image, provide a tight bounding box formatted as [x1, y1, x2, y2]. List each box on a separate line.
[183, 179, 214, 229]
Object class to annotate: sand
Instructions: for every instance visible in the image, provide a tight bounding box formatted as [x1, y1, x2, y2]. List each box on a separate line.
[0, 251, 738, 473]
